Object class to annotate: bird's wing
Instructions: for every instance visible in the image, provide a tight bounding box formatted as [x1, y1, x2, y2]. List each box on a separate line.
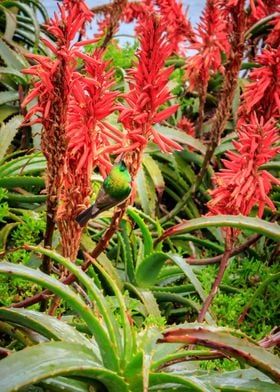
[93, 185, 120, 215]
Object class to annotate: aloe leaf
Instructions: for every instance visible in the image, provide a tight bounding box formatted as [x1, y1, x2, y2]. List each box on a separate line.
[0, 105, 18, 122]
[158, 215, 280, 243]
[151, 348, 220, 371]
[214, 140, 234, 155]
[162, 324, 280, 383]
[168, 254, 206, 302]
[172, 234, 224, 252]
[0, 341, 129, 392]
[0, 114, 23, 160]
[0, 66, 27, 82]
[0, 261, 119, 371]
[135, 165, 156, 217]
[143, 154, 165, 196]
[41, 376, 91, 392]
[92, 258, 135, 366]
[97, 252, 123, 290]
[0, 5, 16, 41]
[0, 308, 100, 357]
[25, 245, 122, 365]
[127, 207, 153, 257]
[167, 254, 215, 324]
[135, 252, 169, 288]
[125, 283, 161, 317]
[0, 90, 19, 105]
[153, 291, 202, 314]
[0, 175, 45, 190]
[6, 192, 46, 203]
[199, 369, 280, 391]
[119, 221, 136, 284]
[1, 1, 40, 47]
[0, 222, 20, 249]
[260, 161, 280, 171]
[0, 38, 26, 69]
[149, 372, 215, 391]
[0, 153, 46, 176]
[28, 0, 49, 22]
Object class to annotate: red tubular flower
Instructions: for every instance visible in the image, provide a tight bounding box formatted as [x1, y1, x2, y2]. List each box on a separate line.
[177, 116, 195, 151]
[207, 113, 280, 218]
[247, 0, 280, 27]
[185, 0, 230, 92]
[240, 46, 280, 120]
[118, 12, 181, 154]
[56, 48, 124, 260]
[63, 0, 93, 35]
[154, 0, 195, 54]
[122, 1, 153, 24]
[21, 1, 109, 262]
[266, 15, 280, 47]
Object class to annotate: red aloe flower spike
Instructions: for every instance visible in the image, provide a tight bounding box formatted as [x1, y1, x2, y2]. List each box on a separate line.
[102, 0, 128, 48]
[195, 0, 246, 188]
[21, 0, 95, 265]
[56, 48, 123, 260]
[184, 0, 230, 137]
[119, 12, 182, 159]
[266, 15, 280, 47]
[240, 46, 280, 121]
[207, 113, 280, 220]
[121, 0, 155, 36]
[154, 0, 195, 54]
[177, 116, 195, 151]
[247, 0, 280, 28]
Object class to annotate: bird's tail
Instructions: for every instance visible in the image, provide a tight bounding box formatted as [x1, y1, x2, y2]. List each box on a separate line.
[75, 206, 95, 227]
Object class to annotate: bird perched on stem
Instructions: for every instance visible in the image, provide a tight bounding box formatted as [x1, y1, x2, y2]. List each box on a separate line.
[75, 160, 132, 227]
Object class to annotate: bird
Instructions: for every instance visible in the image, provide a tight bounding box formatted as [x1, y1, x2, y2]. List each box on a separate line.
[75, 160, 132, 227]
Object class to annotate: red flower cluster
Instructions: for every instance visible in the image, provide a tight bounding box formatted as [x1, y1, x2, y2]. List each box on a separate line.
[22, 0, 118, 260]
[122, 0, 194, 53]
[22, 1, 94, 211]
[207, 114, 280, 218]
[118, 12, 182, 153]
[240, 46, 280, 120]
[266, 15, 280, 47]
[66, 50, 123, 177]
[122, 0, 153, 24]
[177, 116, 195, 137]
[155, 0, 195, 53]
[248, 0, 280, 27]
[185, 0, 230, 92]
[57, 47, 123, 259]
[63, 0, 93, 34]
[207, 8, 280, 223]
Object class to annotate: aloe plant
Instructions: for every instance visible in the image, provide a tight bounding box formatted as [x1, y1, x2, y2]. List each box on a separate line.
[0, 246, 279, 391]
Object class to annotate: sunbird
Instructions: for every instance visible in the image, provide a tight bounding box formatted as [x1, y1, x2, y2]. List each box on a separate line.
[75, 160, 132, 227]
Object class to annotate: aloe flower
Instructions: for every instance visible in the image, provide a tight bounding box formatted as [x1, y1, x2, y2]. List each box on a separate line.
[118, 12, 181, 155]
[184, 0, 230, 136]
[122, 1, 153, 25]
[207, 113, 280, 218]
[22, 1, 93, 264]
[57, 49, 124, 260]
[266, 15, 280, 47]
[240, 46, 280, 120]
[185, 0, 230, 92]
[155, 0, 195, 53]
[247, 0, 280, 27]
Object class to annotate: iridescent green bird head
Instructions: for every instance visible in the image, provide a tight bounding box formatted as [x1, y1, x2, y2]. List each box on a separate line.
[103, 160, 132, 200]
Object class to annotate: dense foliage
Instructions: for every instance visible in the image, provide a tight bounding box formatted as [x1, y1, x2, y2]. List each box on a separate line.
[0, 0, 279, 391]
